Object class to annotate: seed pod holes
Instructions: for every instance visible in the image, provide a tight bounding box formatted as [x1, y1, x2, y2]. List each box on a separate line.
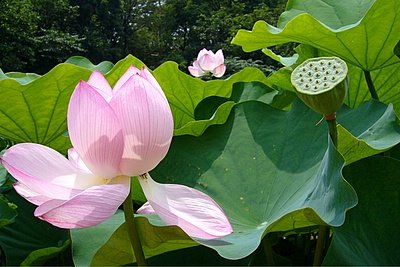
[291, 57, 347, 94]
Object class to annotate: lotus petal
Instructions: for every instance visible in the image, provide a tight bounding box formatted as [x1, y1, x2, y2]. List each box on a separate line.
[35, 176, 130, 228]
[138, 67, 166, 99]
[138, 173, 233, 239]
[188, 61, 205, 77]
[136, 201, 155, 214]
[68, 81, 124, 178]
[1, 143, 86, 200]
[13, 182, 52, 205]
[214, 49, 224, 65]
[113, 65, 140, 94]
[87, 71, 113, 102]
[110, 75, 173, 176]
[213, 64, 226, 78]
[198, 54, 215, 71]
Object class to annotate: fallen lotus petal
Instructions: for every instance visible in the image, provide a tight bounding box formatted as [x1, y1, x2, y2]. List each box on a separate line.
[189, 48, 226, 78]
[138, 173, 233, 239]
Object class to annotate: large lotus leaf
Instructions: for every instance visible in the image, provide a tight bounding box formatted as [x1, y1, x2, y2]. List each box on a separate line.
[0, 190, 69, 266]
[71, 211, 125, 266]
[91, 218, 198, 266]
[324, 156, 400, 265]
[232, 0, 400, 72]
[278, 0, 375, 30]
[346, 61, 400, 113]
[179, 81, 295, 136]
[0, 64, 92, 152]
[142, 100, 358, 260]
[153, 62, 270, 133]
[71, 211, 197, 266]
[336, 100, 400, 164]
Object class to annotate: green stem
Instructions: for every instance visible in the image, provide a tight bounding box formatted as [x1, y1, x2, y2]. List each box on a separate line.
[261, 234, 275, 266]
[313, 115, 337, 266]
[313, 226, 330, 266]
[123, 191, 147, 267]
[326, 116, 338, 146]
[364, 70, 379, 101]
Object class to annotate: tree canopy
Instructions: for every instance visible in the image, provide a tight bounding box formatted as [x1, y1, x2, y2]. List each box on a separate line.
[0, 0, 287, 73]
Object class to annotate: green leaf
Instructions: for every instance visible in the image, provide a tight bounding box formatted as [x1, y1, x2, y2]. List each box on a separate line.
[336, 100, 400, 164]
[70, 211, 125, 267]
[152, 62, 270, 134]
[324, 156, 400, 265]
[0, 190, 69, 266]
[0, 69, 41, 84]
[65, 56, 114, 74]
[395, 40, 400, 59]
[337, 126, 380, 165]
[262, 48, 299, 67]
[278, 0, 375, 29]
[149, 100, 357, 260]
[179, 81, 295, 136]
[90, 216, 197, 266]
[0, 63, 92, 152]
[131, 176, 146, 204]
[0, 195, 17, 228]
[232, 0, 400, 71]
[20, 239, 70, 266]
[0, 165, 6, 187]
[71, 211, 197, 266]
[344, 60, 400, 114]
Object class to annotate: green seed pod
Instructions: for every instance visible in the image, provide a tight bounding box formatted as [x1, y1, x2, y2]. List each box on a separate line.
[291, 57, 348, 116]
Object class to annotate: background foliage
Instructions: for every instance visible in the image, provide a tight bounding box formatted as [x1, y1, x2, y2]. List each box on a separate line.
[0, 0, 287, 74]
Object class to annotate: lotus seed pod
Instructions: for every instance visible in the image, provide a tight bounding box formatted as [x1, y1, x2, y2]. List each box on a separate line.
[291, 57, 348, 116]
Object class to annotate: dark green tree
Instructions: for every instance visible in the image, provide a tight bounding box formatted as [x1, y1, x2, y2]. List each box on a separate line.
[0, 0, 38, 72]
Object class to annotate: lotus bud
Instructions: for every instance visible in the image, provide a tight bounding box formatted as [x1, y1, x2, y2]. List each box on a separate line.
[290, 57, 348, 116]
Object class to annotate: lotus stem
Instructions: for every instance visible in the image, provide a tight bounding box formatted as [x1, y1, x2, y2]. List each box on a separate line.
[313, 225, 331, 266]
[325, 114, 337, 146]
[261, 234, 275, 266]
[364, 70, 379, 101]
[123, 191, 147, 267]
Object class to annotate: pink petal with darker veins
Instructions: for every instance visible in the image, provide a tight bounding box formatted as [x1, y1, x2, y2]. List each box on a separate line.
[34, 176, 130, 228]
[1, 143, 84, 200]
[138, 174, 233, 239]
[110, 75, 173, 176]
[87, 71, 113, 102]
[113, 65, 141, 94]
[68, 81, 124, 178]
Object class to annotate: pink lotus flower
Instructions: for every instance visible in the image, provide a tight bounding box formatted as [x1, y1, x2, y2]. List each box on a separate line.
[0, 66, 232, 239]
[188, 48, 226, 78]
